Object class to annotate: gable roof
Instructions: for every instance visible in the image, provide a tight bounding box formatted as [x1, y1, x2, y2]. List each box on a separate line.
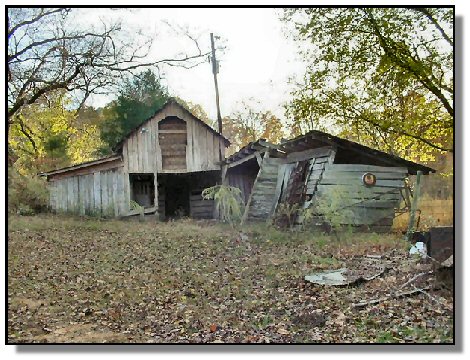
[280, 130, 435, 175]
[114, 98, 230, 152]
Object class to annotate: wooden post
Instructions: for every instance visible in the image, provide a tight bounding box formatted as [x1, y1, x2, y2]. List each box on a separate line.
[406, 170, 422, 241]
[210, 33, 222, 138]
[210, 33, 224, 184]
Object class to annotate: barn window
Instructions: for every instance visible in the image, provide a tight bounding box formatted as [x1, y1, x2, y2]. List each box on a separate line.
[158, 116, 187, 171]
[129, 174, 155, 208]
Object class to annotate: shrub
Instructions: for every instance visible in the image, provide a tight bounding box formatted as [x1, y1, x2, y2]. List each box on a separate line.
[202, 185, 244, 226]
[274, 202, 300, 229]
[312, 184, 368, 239]
[8, 166, 49, 214]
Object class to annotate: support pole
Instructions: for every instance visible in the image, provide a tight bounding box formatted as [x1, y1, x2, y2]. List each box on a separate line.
[210, 33, 224, 185]
[406, 170, 423, 241]
[210, 33, 223, 137]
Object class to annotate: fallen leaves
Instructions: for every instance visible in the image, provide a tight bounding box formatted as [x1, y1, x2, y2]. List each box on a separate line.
[7, 215, 454, 343]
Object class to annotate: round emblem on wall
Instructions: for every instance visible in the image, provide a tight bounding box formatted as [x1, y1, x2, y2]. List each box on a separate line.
[362, 172, 377, 186]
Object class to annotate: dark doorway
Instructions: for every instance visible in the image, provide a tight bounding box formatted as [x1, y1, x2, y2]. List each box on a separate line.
[157, 171, 219, 220]
[161, 174, 190, 218]
[129, 174, 155, 208]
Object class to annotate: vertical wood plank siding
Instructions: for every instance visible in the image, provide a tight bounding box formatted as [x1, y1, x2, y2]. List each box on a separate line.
[123, 102, 225, 174]
[49, 167, 127, 217]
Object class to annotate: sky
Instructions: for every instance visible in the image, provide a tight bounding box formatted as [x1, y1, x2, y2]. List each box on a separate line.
[78, 8, 306, 122]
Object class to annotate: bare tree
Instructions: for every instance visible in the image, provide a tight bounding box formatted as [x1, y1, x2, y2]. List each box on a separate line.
[8, 8, 210, 124]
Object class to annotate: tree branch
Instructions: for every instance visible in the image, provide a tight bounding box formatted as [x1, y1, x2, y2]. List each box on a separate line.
[8, 8, 66, 38]
[411, 8, 453, 46]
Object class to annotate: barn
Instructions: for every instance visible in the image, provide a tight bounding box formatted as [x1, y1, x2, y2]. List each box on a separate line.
[42, 98, 434, 231]
[41, 98, 229, 220]
[223, 131, 434, 232]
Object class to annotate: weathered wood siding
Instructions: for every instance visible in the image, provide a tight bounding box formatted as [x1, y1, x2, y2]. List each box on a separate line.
[243, 157, 285, 221]
[190, 191, 215, 219]
[225, 160, 260, 204]
[159, 117, 187, 171]
[312, 164, 407, 230]
[49, 167, 128, 217]
[123, 102, 225, 174]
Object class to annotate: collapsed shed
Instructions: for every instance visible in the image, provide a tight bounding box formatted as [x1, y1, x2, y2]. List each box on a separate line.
[223, 130, 434, 232]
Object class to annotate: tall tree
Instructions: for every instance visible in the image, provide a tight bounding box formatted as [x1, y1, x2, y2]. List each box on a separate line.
[99, 70, 169, 152]
[282, 7, 453, 161]
[9, 90, 104, 173]
[222, 101, 286, 154]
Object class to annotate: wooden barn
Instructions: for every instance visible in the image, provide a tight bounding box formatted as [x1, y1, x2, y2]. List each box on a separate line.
[41, 98, 229, 220]
[42, 98, 434, 231]
[222, 130, 434, 232]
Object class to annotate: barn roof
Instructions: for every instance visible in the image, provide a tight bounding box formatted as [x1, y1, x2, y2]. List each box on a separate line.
[114, 98, 230, 151]
[280, 130, 435, 175]
[39, 154, 122, 177]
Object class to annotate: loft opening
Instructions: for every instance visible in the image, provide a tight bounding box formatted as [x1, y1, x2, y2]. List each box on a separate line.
[158, 116, 187, 171]
[129, 173, 155, 208]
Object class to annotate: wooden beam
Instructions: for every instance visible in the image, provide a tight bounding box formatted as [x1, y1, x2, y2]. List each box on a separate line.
[286, 147, 333, 163]
[158, 129, 187, 134]
[124, 205, 158, 217]
[226, 151, 267, 168]
[255, 152, 262, 166]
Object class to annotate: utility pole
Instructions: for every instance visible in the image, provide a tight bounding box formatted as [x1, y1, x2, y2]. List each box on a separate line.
[210, 33, 224, 168]
[210, 33, 223, 136]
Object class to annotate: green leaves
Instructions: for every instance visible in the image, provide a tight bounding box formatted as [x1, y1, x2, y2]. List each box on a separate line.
[202, 185, 244, 226]
[283, 8, 453, 160]
[99, 70, 169, 152]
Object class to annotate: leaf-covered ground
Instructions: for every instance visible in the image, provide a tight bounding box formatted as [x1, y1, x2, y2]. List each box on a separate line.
[7, 215, 453, 343]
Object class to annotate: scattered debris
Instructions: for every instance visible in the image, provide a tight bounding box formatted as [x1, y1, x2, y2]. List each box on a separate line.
[428, 227, 453, 262]
[440, 255, 453, 268]
[305, 268, 348, 286]
[436, 255, 454, 290]
[351, 286, 432, 309]
[305, 257, 387, 286]
[409, 242, 427, 258]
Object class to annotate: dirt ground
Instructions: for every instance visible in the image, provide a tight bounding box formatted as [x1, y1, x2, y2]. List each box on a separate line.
[7, 214, 453, 343]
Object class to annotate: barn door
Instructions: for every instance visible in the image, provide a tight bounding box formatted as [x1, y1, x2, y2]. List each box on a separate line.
[158, 116, 187, 171]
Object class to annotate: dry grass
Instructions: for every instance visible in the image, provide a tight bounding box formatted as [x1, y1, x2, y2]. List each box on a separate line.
[393, 199, 453, 231]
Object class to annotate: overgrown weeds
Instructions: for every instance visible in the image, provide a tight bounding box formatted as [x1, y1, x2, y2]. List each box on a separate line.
[8, 166, 49, 215]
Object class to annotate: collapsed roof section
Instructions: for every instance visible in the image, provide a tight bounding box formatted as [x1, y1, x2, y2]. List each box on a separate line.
[223, 139, 284, 168]
[279, 130, 434, 175]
